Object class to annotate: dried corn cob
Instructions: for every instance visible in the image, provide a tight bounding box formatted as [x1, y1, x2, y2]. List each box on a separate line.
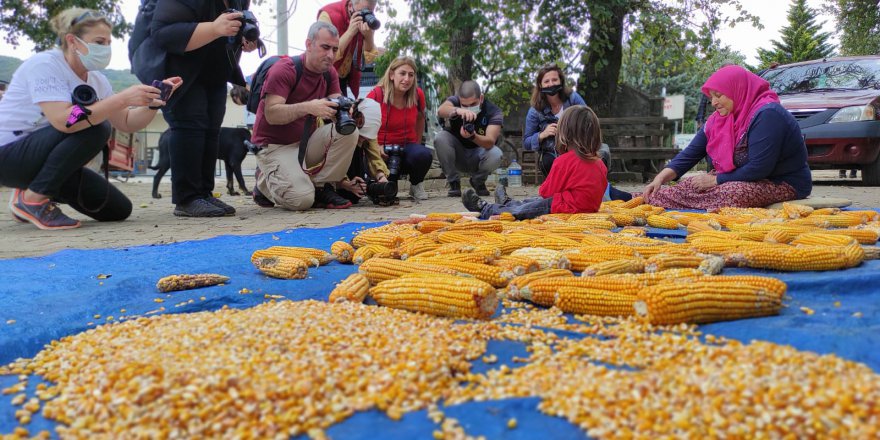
[436, 231, 495, 244]
[510, 247, 571, 270]
[634, 278, 784, 325]
[331, 241, 355, 264]
[425, 212, 463, 222]
[253, 246, 333, 265]
[251, 249, 318, 267]
[791, 233, 858, 247]
[156, 274, 230, 293]
[821, 229, 879, 245]
[582, 258, 646, 277]
[414, 242, 477, 258]
[506, 269, 574, 300]
[370, 273, 498, 319]
[662, 275, 788, 297]
[490, 255, 541, 276]
[561, 246, 641, 272]
[521, 277, 642, 307]
[645, 254, 714, 273]
[604, 268, 706, 287]
[409, 260, 513, 288]
[253, 256, 309, 280]
[358, 258, 458, 284]
[618, 226, 647, 236]
[807, 214, 867, 228]
[782, 202, 814, 219]
[688, 238, 769, 254]
[328, 273, 370, 303]
[415, 221, 454, 234]
[555, 287, 638, 317]
[497, 212, 516, 221]
[352, 232, 404, 249]
[580, 234, 613, 246]
[727, 245, 861, 271]
[686, 219, 722, 235]
[412, 253, 494, 265]
[443, 220, 504, 233]
[629, 244, 694, 258]
[810, 207, 841, 216]
[353, 244, 392, 264]
[619, 196, 644, 209]
[396, 240, 441, 260]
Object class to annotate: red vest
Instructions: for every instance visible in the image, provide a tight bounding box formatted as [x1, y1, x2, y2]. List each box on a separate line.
[318, 0, 363, 96]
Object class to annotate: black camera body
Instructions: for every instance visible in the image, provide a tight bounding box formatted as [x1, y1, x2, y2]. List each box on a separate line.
[538, 114, 559, 153]
[358, 8, 381, 30]
[463, 122, 476, 136]
[328, 96, 357, 135]
[383, 144, 403, 181]
[226, 9, 260, 43]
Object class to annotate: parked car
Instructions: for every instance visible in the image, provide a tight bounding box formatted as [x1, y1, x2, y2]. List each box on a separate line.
[760, 56, 880, 185]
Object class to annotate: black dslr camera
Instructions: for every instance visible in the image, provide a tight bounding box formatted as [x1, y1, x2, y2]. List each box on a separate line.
[538, 114, 559, 153]
[225, 9, 260, 43]
[383, 144, 402, 181]
[358, 9, 381, 30]
[463, 122, 476, 136]
[327, 96, 357, 135]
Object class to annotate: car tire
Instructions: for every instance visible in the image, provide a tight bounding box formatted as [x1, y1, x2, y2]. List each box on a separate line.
[863, 155, 880, 186]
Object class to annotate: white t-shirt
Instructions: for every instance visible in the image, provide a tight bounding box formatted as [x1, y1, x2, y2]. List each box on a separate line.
[0, 49, 114, 147]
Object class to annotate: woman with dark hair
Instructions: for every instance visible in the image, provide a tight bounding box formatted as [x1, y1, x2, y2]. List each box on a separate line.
[522, 63, 586, 176]
[0, 8, 179, 230]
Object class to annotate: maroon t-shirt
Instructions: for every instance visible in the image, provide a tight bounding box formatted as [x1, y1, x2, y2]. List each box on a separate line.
[251, 54, 341, 146]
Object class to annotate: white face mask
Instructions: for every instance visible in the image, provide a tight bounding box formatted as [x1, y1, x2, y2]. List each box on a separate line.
[464, 104, 481, 114]
[75, 37, 111, 71]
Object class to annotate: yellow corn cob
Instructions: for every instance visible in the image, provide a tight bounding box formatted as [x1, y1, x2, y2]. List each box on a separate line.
[727, 245, 861, 271]
[686, 220, 717, 235]
[396, 240, 441, 260]
[506, 269, 574, 300]
[791, 232, 858, 247]
[353, 244, 392, 264]
[426, 212, 464, 221]
[581, 258, 646, 277]
[521, 277, 642, 307]
[358, 258, 458, 284]
[251, 249, 320, 267]
[497, 212, 516, 221]
[561, 245, 641, 271]
[618, 226, 647, 236]
[443, 220, 504, 233]
[662, 275, 788, 297]
[510, 247, 571, 270]
[688, 238, 769, 254]
[328, 273, 370, 303]
[629, 244, 694, 258]
[787, 217, 832, 228]
[645, 254, 712, 273]
[807, 214, 867, 228]
[352, 232, 404, 249]
[415, 242, 477, 258]
[412, 253, 494, 265]
[633, 278, 784, 325]
[580, 234, 613, 246]
[619, 196, 644, 209]
[763, 228, 803, 244]
[526, 235, 582, 251]
[604, 268, 706, 287]
[782, 202, 814, 219]
[567, 213, 612, 222]
[472, 244, 503, 259]
[607, 235, 668, 247]
[331, 241, 356, 264]
[842, 242, 866, 267]
[370, 273, 498, 319]
[810, 207, 841, 216]
[156, 274, 230, 293]
[410, 260, 513, 287]
[415, 220, 454, 234]
[253, 256, 309, 279]
[822, 229, 879, 245]
[539, 213, 573, 221]
[555, 287, 638, 317]
[490, 255, 541, 276]
[569, 219, 617, 230]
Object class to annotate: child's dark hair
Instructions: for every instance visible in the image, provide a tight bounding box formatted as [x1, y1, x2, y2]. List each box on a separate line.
[555, 105, 601, 161]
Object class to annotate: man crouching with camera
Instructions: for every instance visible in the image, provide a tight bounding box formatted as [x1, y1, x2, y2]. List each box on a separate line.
[250, 21, 359, 210]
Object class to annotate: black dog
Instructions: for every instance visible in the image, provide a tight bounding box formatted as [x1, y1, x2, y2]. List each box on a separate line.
[150, 127, 253, 199]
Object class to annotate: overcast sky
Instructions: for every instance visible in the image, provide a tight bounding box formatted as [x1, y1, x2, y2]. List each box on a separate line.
[0, 0, 836, 77]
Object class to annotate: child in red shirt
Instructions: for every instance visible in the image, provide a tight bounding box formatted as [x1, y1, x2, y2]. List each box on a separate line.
[462, 105, 608, 220]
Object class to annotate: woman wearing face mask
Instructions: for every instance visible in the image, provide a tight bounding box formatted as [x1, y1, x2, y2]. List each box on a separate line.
[0, 8, 181, 230]
[365, 56, 433, 200]
[522, 64, 587, 176]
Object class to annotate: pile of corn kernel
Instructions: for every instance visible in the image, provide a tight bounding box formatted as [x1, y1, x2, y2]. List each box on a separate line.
[2, 299, 879, 438]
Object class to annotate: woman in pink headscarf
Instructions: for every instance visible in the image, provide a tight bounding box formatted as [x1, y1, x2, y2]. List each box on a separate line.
[639, 65, 811, 211]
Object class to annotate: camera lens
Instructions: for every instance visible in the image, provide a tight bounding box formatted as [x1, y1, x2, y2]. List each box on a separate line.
[463, 122, 475, 134]
[71, 85, 98, 106]
[360, 9, 380, 30]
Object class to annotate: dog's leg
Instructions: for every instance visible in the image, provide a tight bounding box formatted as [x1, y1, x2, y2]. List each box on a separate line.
[152, 164, 168, 199]
[224, 160, 239, 196]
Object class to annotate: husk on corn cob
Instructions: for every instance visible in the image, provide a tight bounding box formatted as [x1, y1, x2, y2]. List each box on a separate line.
[369, 273, 498, 319]
[156, 274, 230, 293]
[328, 273, 370, 303]
[253, 256, 309, 280]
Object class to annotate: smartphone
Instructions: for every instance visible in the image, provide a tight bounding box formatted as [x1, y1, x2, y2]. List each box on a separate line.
[151, 80, 172, 102]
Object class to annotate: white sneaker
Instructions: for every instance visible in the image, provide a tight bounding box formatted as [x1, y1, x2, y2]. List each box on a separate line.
[409, 182, 428, 200]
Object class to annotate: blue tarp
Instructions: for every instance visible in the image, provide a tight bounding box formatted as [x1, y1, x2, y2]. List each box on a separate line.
[1, 223, 878, 437]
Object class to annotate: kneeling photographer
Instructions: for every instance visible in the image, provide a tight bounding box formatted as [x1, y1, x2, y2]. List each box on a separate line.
[336, 99, 400, 206]
[0, 8, 180, 230]
[249, 21, 360, 211]
[131, 0, 259, 217]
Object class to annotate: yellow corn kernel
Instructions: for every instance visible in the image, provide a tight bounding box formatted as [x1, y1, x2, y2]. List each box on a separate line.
[328, 273, 370, 303]
[782, 202, 814, 219]
[510, 247, 571, 270]
[581, 258, 646, 277]
[506, 269, 574, 300]
[353, 244, 392, 264]
[370, 273, 498, 319]
[619, 196, 644, 209]
[331, 241, 356, 264]
[555, 287, 638, 317]
[791, 232, 858, 247]
[409, 260, 513, 288]
[603, 268, 706, 287]
[442, 220, 504, 233]
[415, 220, 455, 234]
[821, 229, 879, 245]
[728, 244, 861, 271]
[807, 214, 867, 228]
[490, 255, 541, 276]
[352, 232, 404, 249]
[521, 277, 641, 307]
[358, 258, 458, 284]
[253, 256, 309, 279]
[156, 274, 229, 293]
[627, 244, 693, 258]
[251, 246, 332, 266]
[425, 212, 463, 222]
[645, 254, 716, 273]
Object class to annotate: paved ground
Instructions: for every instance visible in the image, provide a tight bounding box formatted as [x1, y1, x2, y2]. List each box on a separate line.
[2, 170, 877, 259]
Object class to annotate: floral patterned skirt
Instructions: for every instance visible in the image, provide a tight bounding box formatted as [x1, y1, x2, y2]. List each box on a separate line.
[643, 176, 798, 212]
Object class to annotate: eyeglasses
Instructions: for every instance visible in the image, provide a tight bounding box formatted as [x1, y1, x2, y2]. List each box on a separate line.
[71, 11, 104, 27]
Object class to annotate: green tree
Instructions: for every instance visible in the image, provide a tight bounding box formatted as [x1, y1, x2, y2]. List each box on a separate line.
[1, 0, 131, 51]
[756, 0, 835, 68]
[826, 0, 880, 56]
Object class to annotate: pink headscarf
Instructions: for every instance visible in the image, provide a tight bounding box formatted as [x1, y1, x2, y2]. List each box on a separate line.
[701, 65, 779, 173]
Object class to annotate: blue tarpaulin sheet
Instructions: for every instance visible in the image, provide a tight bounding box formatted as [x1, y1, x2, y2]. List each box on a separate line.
[1, 222, 878, 437]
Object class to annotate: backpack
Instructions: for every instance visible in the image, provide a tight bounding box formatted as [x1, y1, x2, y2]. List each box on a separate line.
[246, 56, 332, 114]
[128, 0, 156, 64]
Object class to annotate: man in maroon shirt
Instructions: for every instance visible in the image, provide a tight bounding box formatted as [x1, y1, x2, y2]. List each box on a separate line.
[251, 21, 359, 210]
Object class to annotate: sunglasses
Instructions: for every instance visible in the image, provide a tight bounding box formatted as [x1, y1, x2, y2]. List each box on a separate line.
[71, 11, 105, 27]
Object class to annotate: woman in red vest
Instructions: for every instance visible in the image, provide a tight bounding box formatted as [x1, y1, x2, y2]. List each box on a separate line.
[366, 56, 433, 200]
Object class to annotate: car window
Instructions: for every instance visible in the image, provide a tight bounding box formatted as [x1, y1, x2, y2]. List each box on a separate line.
[761, 59, 880, 94]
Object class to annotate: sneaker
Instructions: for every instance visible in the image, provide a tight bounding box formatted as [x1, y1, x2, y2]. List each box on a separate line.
[461, 188, 487, 213]
[8, 189, 27, 223]
[174, 198, 226, 217]
[494, 182, 511, 205]
[850, 170, 858, 179]
[10, 190, 81, 230]
[205, 196, 236, 216]
[312, 183, 353, 209]
[470, 177, 490, 196]
[409, 182, 428, 200]
[252, 168, 275, 208]
[839, 170, 847, 178]
[447, 180, 461, 197]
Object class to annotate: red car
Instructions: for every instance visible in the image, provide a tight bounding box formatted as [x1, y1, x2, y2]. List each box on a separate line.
[760, 56, 880, 185]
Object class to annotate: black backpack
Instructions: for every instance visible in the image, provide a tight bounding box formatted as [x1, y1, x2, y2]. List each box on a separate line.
[246, 55, 332, 114]
[128, 0, 156, 64]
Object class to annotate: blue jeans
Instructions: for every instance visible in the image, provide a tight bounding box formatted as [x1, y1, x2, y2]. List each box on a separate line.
[479, 196, 553, 220]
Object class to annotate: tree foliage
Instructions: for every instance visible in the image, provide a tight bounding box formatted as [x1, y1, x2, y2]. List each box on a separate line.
[381, 0, 758, 116]
[0, 0, 131, 51]
[825, 0, 880, 56]
[756, 0, 835, 68]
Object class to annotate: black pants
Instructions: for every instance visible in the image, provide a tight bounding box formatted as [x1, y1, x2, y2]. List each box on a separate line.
[390, 142, 433, 184]
[0, 122, 131, 221]
[161, 80, 227, 204]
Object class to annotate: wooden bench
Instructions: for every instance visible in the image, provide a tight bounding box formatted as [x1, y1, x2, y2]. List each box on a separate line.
[600, 116, 680, 183]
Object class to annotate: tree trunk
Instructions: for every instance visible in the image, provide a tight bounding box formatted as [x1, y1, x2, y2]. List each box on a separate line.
[578, 4, 628, 117]
[439, 0, 475, 96]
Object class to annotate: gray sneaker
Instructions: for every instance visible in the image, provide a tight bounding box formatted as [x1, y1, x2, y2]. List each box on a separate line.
[205, 196, 236, 215]
[174, 198, 226, 217]
[9, 189, 81, 230]
[409, 182, 428, 200]
[495, 182, 511, 205]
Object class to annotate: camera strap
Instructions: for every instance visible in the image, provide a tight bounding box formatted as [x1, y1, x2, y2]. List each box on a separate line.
[76, 144, 112, 214]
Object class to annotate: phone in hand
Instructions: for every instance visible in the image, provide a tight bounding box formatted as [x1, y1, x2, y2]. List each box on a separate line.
[151, 80, 172, 102]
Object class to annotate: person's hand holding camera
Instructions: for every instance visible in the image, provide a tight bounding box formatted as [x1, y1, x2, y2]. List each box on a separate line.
[539, 123, 557, 141]
[213, 11, 243, 38]
[308, 98, 338, 120]
[459, 126, 476, 140]
[339, 176, 366, 198]
[241, 40, 258, 52]
[346, 14, 364, 36]
[455, 107, 478, 122]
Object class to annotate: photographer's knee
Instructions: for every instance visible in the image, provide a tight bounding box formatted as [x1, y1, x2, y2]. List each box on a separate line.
[80, 121, 113, 153]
